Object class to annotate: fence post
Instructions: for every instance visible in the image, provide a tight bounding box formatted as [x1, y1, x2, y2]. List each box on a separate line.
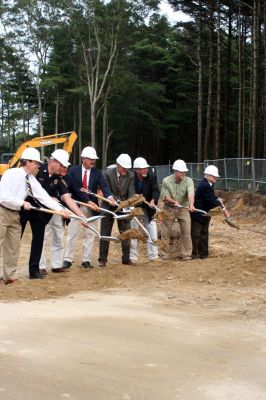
[251, 158, 256, 191]
[224, 158, 228, 190]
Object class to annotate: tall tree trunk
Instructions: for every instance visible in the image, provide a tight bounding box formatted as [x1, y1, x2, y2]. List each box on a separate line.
[251, 0, 258, 158]
[102, 100, 108, 169]
[215, 1, 221, 159]
[0, 92, 4, 146]
[264, 0, 266, 157]
[197, 0, 203, 162]
[20, 94, 26, 141]
[90, 101, 96, 148]
[238, 1, 243, 157]
[224, 9, 232, 156]
[55, 89, 59, 135]
[36, 66, 43, 137]
[204, 14, 214, 160]
[78, 98, 82, 164]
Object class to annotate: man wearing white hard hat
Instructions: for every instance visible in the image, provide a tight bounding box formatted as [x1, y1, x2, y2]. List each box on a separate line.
[63, 146, 116, 269]
[191, 165, 230, 259]
[98, 153, 135, 267]
[161, 159, 195, 261]
[0, 148, 70, 284]
[130, 157, 160, 262]
[20, 149, 84, 279]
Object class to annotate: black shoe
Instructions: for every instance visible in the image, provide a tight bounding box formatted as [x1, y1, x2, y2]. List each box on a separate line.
[122, 260, 136, 266]
[51, 268, 65, 273]
[82, 261, 94, 269]
[98, 260, 107, 268]
[29, 272, 44, 279]
[62, 260, 72, 269]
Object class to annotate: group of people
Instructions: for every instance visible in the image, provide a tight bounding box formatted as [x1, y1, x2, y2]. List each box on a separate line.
[0, 145, 229, 285]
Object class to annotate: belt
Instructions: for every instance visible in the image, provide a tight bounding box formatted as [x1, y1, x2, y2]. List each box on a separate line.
[0, 204, 18, 212]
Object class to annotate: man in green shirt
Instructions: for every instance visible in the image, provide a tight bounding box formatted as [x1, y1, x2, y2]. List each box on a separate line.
[161, 159, 195, 260]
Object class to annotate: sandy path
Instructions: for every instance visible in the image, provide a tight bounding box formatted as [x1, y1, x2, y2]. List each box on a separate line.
[1, 291, 266, 400]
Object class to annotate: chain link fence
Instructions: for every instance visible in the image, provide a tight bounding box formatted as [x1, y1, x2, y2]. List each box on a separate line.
[153, 158, 266, 193]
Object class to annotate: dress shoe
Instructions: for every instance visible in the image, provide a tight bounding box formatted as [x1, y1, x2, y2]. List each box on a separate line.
[181, 256, 192, 261]
[29, 272, 44, 279]
[62, 260, 72, 269]
[4, 278, 17, 285]
[81, 261, 94, 269]
[98, 261, 107, 268]
[1, 277, 17, 285]
[122, 260, 136, 265]
[40, 269, 48, 276]
[51, 268, 65, 273]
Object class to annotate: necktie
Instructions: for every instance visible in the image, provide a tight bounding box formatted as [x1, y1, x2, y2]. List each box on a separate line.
[25, 174, 42, 207]
[82, 170, 87, 189]
[118, 175, 122, 197]
[25, 175, 34, 197]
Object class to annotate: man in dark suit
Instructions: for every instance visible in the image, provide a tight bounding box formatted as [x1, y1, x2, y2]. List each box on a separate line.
[98, 154, 135, 267]
[63, 146, 115, 269]
[130, 157, 160, 262]
[191, 165, 230, 259]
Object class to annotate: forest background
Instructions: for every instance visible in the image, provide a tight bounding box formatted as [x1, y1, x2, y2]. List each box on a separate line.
[0, 0, 265, 168]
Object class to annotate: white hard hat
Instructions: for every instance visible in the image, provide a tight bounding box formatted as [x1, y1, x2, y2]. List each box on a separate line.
[133, 157, 150, 169]
[20, 148, 42, 163]
[172, 159, 188, 172]
[81, 146, 99, 159]
[50, 149, 70, 167]
[204, 165, 220, 177]
[116, 154, 132, 169]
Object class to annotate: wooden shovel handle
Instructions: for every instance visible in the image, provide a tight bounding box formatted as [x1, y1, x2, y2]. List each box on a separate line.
[80, 188, 115, 206]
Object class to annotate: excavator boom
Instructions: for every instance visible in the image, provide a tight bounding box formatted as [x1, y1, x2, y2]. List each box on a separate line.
[0, 131, 77, 176]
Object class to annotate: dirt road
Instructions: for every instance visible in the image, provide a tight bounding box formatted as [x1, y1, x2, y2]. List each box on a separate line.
[1, 291, 266, 400]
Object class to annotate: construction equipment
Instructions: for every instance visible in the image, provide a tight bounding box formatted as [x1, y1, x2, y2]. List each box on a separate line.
[0, 131, 77, 176]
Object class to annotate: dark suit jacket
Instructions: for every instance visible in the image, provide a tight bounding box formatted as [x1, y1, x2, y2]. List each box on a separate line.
[191, 178, 221, 223]
[66, 165, 112, 208]
[134, 171, 160, 221]
[103, 167, 135, 208]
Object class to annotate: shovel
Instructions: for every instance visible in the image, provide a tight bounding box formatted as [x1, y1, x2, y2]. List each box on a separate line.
[29, 206, 103, 224]
[132, 216, 156, 246]
[176, 205, 211, 217]
[80, 187, 119, 207]
[86, 224, 120, 242]
[74, 200, 131, 220]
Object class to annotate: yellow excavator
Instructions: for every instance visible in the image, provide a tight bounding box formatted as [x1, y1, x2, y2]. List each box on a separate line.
[0, 131, 77, 176]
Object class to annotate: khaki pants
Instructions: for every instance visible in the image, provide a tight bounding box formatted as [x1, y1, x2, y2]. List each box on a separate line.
[64, 205, 98, 264]
[162, 206, 192, 258]
[0, 207, 21, 280]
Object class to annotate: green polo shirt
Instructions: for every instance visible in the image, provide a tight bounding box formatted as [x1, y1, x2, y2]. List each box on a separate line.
[161, 174, 194, 207]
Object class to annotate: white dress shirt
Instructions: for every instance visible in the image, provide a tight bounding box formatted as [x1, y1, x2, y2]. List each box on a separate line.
[0, 167, 63, 211]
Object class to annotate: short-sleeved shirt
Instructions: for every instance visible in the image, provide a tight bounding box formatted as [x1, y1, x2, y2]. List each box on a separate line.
[161, 174, 194, 207]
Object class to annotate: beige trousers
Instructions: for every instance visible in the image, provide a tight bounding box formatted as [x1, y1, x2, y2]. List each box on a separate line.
[162, 205, 192, 258]
[0, 207, 22, 280]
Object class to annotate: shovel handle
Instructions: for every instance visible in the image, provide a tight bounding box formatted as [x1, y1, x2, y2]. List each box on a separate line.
[74, 199, 99, 211]
[80, 188, 118, 206]
[30, 206, 67, 217]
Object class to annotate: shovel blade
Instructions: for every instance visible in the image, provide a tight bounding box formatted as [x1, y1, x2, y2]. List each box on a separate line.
[86, 215, 104, 223]
[101, 236, 120, 242]
[114, 214, 132, 220]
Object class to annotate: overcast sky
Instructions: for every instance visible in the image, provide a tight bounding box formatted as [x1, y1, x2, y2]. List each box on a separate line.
[159, 1, 191, 23]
